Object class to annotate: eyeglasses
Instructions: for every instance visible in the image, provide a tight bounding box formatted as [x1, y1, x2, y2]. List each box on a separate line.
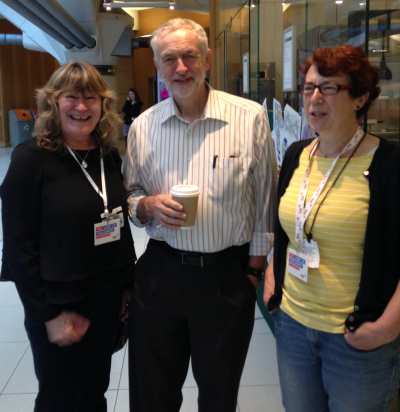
[160, 53, 201, 67]
[302, 82, 351, 96]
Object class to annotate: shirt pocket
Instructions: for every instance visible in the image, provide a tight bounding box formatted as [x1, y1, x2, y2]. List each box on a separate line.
[208, 157, 247, 204]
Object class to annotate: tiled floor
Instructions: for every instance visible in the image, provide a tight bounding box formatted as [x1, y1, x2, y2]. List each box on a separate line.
[0, 146, 284, 412]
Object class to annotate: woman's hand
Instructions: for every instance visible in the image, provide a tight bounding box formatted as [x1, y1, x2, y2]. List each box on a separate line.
[263, 260, 275, 306]
[344, 320, 395, 351]
[45, 311, 90, 347]
[345, 280, 400, 351]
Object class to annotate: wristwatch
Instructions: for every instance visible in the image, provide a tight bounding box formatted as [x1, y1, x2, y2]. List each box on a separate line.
[246, 266, 264, 281]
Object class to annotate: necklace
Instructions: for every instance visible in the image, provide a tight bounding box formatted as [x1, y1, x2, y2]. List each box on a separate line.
[73, 150, 90, 168]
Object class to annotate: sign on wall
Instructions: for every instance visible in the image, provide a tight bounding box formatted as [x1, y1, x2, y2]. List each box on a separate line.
[283, 26, 296, 92]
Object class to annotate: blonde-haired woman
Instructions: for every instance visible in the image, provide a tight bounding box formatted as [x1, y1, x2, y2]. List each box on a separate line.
[1, 62, 136, 412]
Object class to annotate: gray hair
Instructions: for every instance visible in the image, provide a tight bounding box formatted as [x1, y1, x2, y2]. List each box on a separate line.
[151, 18, 208, 61]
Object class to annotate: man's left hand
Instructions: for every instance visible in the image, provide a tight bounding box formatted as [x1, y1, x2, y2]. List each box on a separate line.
[344, 321, 395, 351]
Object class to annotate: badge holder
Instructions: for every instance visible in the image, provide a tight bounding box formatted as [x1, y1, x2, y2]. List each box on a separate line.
[101, 206, 124, 228]
[303, 238, 320, 269]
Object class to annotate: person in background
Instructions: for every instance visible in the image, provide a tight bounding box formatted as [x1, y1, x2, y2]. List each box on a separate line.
[122, 88, 142, 138]
[264, 45, 400, 412]
[124, 18, 277, 412]
[1, 62, 136, 412]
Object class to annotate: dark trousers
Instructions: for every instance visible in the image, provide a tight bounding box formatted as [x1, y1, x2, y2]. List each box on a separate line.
[129, 240, 256, 412]
[23, 281, 123, 412]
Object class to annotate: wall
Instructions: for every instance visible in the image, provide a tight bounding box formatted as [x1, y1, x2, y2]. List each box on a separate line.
[137, 8, 209, 37]
[0, 20, 58, 146]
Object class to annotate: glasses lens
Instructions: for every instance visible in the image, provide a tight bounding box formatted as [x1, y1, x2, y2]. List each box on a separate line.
[320, 84, 339, 95]
[303, 84, 315, 94]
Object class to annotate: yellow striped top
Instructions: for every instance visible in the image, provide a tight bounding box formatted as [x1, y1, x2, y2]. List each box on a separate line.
[279, 146, 374, 333]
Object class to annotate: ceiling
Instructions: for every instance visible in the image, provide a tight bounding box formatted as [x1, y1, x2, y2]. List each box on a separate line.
[103, 0, 209, 13]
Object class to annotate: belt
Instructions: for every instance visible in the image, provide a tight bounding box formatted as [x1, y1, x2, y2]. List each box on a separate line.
[148, 239, 249, 268]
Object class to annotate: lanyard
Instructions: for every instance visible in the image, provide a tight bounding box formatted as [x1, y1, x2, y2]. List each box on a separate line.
[295, 127, 365, 247]
[66, 146, 109, 215]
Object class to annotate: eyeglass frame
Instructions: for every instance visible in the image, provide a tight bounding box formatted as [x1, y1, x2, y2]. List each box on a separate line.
[302, 82, 351, 96]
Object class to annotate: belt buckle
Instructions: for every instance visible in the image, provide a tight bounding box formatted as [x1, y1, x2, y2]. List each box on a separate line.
[181, 253, 204, 267]
[199, 255, 204, 268]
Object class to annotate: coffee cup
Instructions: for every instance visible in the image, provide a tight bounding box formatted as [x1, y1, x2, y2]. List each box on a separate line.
[170, 184, 199, 228]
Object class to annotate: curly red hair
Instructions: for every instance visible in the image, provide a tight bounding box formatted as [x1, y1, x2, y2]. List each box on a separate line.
[302, 45, 380, 118]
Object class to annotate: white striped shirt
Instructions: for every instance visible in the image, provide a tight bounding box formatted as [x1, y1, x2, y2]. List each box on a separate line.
[123, 88, 277, 255]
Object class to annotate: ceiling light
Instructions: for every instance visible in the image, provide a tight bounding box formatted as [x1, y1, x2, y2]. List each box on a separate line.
[335, 0, 343, 4]
[104, 1, 171, 8]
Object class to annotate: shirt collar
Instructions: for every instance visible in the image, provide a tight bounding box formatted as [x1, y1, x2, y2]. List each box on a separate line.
[160, 84, 229, 125]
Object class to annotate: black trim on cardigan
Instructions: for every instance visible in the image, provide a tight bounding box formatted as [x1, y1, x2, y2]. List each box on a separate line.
[270, 138, 400, 331]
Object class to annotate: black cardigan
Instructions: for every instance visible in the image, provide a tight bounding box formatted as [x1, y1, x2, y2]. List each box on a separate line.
[270, 138, 400, 331]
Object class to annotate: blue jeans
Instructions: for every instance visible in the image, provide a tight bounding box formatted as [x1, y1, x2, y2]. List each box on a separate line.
[273, 309, 400, 412]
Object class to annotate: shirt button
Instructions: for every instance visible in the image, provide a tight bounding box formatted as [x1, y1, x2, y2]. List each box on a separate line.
[363, 170, 369, 176]
[354, 305, 359, 311]
[348, 314, 355, 321]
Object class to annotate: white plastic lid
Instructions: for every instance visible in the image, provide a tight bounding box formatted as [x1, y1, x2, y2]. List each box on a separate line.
[170, 184, 199, 197]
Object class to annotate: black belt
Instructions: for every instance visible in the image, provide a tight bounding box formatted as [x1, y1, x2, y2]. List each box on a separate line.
[148, 239, 249, 268]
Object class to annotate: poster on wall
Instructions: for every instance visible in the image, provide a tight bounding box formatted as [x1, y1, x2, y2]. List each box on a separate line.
[157, 74, 169, 102]
[283, 26, 296, 92]
[242, 52, 250, 95]
[271, 99, 302, 166]
[280, 104, 301, 161]
[272, 98, 283, 165]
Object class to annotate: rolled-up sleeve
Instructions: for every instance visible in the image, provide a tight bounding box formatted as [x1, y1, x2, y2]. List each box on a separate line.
[249, 110, 277, 256]
[123, 120, 148, 227]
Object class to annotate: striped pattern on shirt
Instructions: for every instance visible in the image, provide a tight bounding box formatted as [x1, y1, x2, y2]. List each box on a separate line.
[123, 88, 277, 255]
[279, 147, 373, 333]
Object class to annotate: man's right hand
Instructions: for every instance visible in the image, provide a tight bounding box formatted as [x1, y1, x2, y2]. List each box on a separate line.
[138, 194, 186, 229]
[45, 311, 90, 347]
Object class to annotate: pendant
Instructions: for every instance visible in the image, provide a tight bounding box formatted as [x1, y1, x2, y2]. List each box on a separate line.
[82, 160, 88, 169]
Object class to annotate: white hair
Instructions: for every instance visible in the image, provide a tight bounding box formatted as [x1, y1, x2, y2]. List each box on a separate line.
[151, 18, 208, 61]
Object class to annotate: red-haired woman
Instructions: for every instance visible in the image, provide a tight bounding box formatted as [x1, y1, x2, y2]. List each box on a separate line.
[264, 45, 400, 412]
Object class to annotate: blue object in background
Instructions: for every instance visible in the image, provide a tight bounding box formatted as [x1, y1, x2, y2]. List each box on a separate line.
[8, 109, 34, 147]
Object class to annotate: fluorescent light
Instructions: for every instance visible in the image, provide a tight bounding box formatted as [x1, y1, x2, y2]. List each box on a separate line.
[106, 1, 171, 8]
[335, 0, 343, 4]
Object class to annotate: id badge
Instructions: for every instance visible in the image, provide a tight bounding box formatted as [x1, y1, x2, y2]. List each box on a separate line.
[302, 239, 320, 269]
[287, 248, 308, 282]
[94, 218, 121, 246]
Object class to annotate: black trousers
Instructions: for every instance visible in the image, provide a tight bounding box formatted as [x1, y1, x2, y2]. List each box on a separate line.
[129, 240, 256, 412]
[23, 281, 123, 412]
